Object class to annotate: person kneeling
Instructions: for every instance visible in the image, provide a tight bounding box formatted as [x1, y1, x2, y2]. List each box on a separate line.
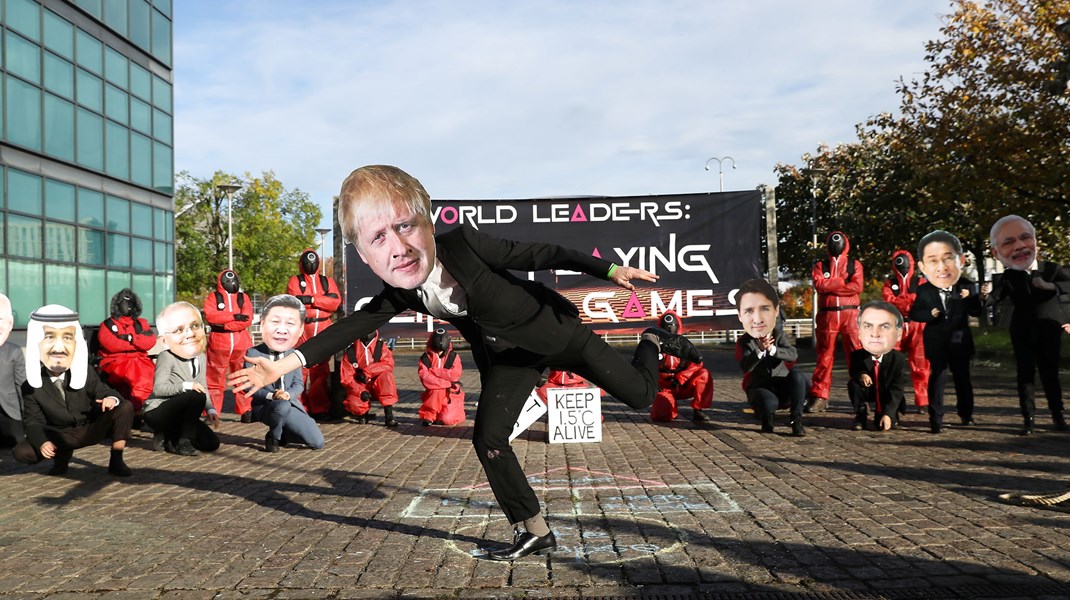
[848, 301, 910, 431]
[144, 302, 221, 456]
[13, 305, 133, 476]
[246, 295, 325, 452]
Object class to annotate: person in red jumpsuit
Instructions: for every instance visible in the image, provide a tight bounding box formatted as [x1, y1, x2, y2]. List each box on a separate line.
[649, 311, 713, 423]
[340, 329, 399, 426]
[202, 269, 253, 418]
[286, 249, 341, 417]
[417, 328, 465, 426]
[96, 288, 156, 419]
[881, 249, 930, 413]
[807, 231, 864, 413]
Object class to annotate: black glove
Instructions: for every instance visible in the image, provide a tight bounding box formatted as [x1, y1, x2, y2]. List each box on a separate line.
[234, 314, 250, 322]
[297, 295, 313, 304]
[355, 370, 367, 383]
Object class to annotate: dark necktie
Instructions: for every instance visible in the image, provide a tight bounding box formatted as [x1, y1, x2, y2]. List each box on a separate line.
[940, 288, 952, 311]
[52, 375, 64, 397]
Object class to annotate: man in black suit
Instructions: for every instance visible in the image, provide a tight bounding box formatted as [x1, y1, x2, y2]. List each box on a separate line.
[231, 165, 699, 560]
[909, 231, 982, 434]
[848, 301, 911, 431]
[12, 305, 133, 476]
[982, 215, 1070, 435]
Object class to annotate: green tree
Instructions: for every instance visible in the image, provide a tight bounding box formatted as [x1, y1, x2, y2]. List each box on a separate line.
[175, 171, 322, 303]
[774, 0, 1070, 282]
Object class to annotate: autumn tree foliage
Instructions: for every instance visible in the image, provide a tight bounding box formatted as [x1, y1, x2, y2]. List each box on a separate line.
[774, 0, 1070, 280]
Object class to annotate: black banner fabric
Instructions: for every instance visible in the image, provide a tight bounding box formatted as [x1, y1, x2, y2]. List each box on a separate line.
[344, 191, 761, 338]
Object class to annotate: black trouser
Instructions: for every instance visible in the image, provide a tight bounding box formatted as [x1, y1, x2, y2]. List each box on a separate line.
[1011, 322, 1064, 421]
[927, 348, 974, 424]
[13, 401, 133, 464]
[746, 370, 806, 421]
[0, 411, 24, 448]
[143, 391, 220, 452]
[472, 325, 659, 524]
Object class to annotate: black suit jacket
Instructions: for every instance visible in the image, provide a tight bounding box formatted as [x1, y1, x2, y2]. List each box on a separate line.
[909, 279, 981, 361]
[300, 224, 611, 373]
[849, 349, 909, 415]
[21, 366, 123, 450]
[989, 261, 1070, 329]
[736, 328, 798, 390]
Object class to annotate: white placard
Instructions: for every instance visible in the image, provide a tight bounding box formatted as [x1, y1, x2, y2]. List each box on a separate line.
[547, 387, 602, 444]
[509, 389, 548, 442]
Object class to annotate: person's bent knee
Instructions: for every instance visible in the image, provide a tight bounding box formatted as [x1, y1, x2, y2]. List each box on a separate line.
[12, 440, 41, 464]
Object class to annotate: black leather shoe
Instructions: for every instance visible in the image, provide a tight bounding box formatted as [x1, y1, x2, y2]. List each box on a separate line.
[1054, 413, 1068, 432]
[48, 454, 71, 476]
[240, 410, 253, 424]
[421, 420, 433, 427]
[791, 420, 805, 437]
[484, 530, 556, 561]
[265, 433, 280, 453]
[153, 431, 167, 452]
[930, 422, 943, 434]
[174, 439, 200, 456]
[692, 409, 709, 424]
[641, 327, 702, 363]
[383, 406, 399, 428]
[1020, 419, 1035, 436]
[760, 416, 774, 433]
[108, 458, 132, 477]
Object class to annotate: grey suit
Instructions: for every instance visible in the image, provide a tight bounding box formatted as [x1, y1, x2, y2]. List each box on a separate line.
[0, 343, 26, 447]
[246, 344, 323, 449]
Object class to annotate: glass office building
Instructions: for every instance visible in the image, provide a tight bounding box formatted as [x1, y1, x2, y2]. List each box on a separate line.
[0, 0, 173, 329]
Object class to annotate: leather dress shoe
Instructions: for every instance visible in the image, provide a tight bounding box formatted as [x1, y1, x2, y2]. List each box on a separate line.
[484, 529, 556, 561]
[692, 409, 709, 424]
[791, 420, 805, 437]
[240, 411, 253, 424]
[804, 397, 828, 413]
[641, 327, 703, 363]
[1020, 418, 1035, 436]
[173, 439, 200, 456]
[265, 433, 280, 453]
[760, 416, 774, 433]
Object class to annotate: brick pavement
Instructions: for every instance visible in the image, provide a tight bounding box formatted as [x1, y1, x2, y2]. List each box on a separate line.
[0, 345, 1068, 600]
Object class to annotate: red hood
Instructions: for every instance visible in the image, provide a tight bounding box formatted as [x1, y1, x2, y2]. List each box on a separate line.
[215, 270, 238, 294]
[890, 249, 915, 289]
[657, 310, 685, 334]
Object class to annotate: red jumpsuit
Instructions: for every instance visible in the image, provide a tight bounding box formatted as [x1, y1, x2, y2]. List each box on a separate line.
[417, 338, 465, 425]
[810, 231, 864, 401]
[203, 270, 253, 415]
[881, 249, 930, 409]
[650, 311, 713, 422]
[340, 331, 399, 417]
[286, 249, 341, 415]
[536, 370, 596, 404]
[97, 315, 156, 411]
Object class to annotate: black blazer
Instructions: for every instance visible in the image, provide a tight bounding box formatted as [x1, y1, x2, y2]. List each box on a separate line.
[21, 366, 123, 450]
[849, 349, 909, 416]
[909, 279, 981, 361]
[988, 261, 1070, 329]
[299, 224, 612, 373]
[736, 328, 798, 390]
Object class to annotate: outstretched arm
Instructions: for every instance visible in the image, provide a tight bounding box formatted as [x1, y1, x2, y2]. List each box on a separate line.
[608, 265, 658, 290]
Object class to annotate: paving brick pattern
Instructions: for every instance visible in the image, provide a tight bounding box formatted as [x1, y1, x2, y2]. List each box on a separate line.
[0, 346, 1068, 599]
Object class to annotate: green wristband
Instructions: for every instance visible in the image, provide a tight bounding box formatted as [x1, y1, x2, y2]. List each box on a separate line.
[607, 264, 619, 278]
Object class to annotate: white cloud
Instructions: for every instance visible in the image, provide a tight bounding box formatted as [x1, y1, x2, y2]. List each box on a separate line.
[174, 0, 940, 243]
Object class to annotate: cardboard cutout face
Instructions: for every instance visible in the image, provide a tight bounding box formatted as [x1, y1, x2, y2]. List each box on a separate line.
[353, 201, 436, 290]
[261, 306, 303, 353]
[161, 306, 207, 359]
[40, 325, 77, 374]
[0, 314, 12, 347]
[991, 219, 1037, 272]
[858, 307, 902, 357]
[918, 241, 965, 289]
[737, 291, 779, 339]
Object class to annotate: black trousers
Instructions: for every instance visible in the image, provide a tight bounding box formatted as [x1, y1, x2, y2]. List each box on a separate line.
[143, 391, 220, 452]
[13, 401, 133, 464]
[1010, 322, 1064, 421]
[927, 348, 974, 424]
[746, 370, 806, 420]
[0, 411, 24, 448]
[472, 325, 659, 524]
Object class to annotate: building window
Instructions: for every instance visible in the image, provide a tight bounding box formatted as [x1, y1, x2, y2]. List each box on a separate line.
[46, 264, 78, 309]
[152, 75, 171, 113]
[151, 8, 171, 65]
[76, 108, 104, 170]
[130, 96, 150, 133]
[105, 84, 128, 124]
[105, 121, 129, 179]
[152, 108, 171, 144]
[6, 76, 42, 151]
[44, 221, 76, 262]
[107, 269, 130, 302]
[77, 188, 104, 227]
[6, 0, 41, 42]
[7, 33, 42, 84]
[44, 93, 76, 162]
[130, 201, 151, 237]
[129, 63, 150, 100]
[8, 169, 43, 216]
[43, 10, 74, 59]
[103, 0, 128, 38]
[76, 68, 103, 112]
[152, 141, 172, 194]
[78, 226, 104, 265]
[78, 266, 106, 324]
[73, 0, 103, 21]
[105, 195, 129, 232]
[106, 232, 129, 267]
[10, 259, 44, 327]
[104, 46, 128, 88]
[75, 29, 102, 74]
[129, 0, 150, 51]
[7, 214, 42, 259]
[133, 272, 154, 319]
[45, 179, 76, 222]
[43, 52, 75, 98]
[131, 236, 152, 271]
[130, 132, 151, 186]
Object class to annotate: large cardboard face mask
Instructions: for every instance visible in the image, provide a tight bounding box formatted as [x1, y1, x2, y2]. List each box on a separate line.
[162, 307, 207, 359]
[858, 307, 902, 357]
[40, 325, 77, 373]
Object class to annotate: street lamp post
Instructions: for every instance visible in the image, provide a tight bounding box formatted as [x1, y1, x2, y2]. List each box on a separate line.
[704, 156, 737, 192]
[216, 183, 242, 271]
[315, 227, 331, 257]
[802, 168, 827, 340]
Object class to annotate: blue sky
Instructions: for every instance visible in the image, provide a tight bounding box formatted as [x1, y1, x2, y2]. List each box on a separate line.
[173, 1, 944, 252]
